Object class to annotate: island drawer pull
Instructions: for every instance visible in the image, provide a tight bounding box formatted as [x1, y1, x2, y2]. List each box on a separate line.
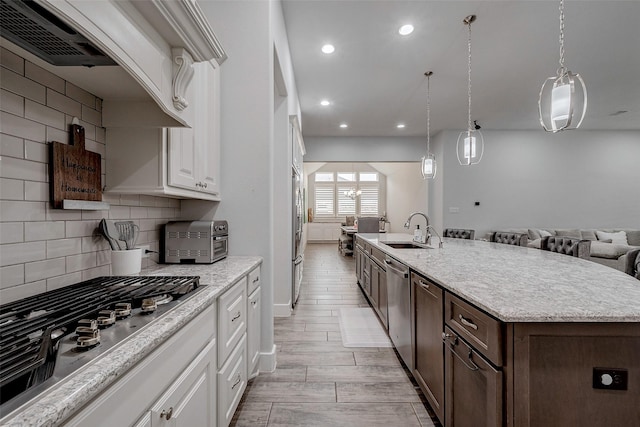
[445, 340, 480, 372]
[418, 279, 430, 290]
[459, 314, 478, 330]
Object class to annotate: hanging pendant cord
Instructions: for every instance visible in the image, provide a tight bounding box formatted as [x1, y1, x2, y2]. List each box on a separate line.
[426, 74, 431, 153]
[558, 0, 566, 75]
[467, 20, 472, 134]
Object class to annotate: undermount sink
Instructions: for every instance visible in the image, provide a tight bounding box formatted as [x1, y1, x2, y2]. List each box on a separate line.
[383, 242, 432, 249]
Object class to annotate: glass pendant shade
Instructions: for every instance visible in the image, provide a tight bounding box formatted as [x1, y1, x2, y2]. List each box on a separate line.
[421, 154, 436, 179]
[539, 70, 587, 132]
[456, 129, 484, 166]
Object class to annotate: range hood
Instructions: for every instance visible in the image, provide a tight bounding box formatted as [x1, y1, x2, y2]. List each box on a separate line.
[0, 0, 116, 66]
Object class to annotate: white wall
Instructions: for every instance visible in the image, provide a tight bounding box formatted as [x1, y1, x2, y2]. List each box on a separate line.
[369, 163, 428, 233]
[431, 130, 640, 238]
[304, 136, 426, 162]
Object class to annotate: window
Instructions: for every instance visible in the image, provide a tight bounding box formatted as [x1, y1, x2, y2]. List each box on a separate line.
[313, 171, 382, 219]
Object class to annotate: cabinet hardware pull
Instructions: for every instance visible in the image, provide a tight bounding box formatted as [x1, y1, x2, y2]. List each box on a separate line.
[252, 277, 259, 283]
[418, 279, 430, 290]
[444, 339, 480, 371]
[204, 182, 207, 188]
[160, 407, 174, 420]
[231, 373, 242, 389]
[251, 300, 257, 306]
[231, 312, 241, 322]
[459, 314, 478, 330]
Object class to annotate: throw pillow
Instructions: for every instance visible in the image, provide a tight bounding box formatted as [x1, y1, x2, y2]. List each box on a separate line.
[527, 238, 541, 249]
[538, 229, 553, 238]
[581, 230, 598, 241]
[528, 229, 541, 240]
[596, 230, 628, 246]
[556, 229, 582, 239]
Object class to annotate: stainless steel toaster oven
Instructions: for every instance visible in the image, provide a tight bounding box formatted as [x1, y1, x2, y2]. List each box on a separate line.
[162, 220, 228, 264]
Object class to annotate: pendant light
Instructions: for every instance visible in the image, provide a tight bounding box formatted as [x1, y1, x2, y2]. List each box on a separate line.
[457, 15, 484, 166]
[421, 71, 436, 179]
[538, 0, 587, 132]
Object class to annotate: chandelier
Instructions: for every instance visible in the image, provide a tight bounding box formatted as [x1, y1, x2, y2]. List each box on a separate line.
[344, 188, 362, 200]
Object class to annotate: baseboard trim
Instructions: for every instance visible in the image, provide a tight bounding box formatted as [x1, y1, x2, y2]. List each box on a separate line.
[259, 344, 277, 373]
[273, 302, 292, 317]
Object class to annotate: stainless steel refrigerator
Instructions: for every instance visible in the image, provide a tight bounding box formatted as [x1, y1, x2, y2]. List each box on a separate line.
[292, 167, 303, 307]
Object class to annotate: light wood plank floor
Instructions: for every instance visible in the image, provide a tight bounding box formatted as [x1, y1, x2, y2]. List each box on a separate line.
[231, 243, 441, 427]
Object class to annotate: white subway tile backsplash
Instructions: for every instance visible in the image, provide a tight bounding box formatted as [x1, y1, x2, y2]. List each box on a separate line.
[81, 105, 101, 127]
[25, 257, 66, 282]
[82, 265, 110, 281]
[46, 89, 81, 117]
[0, 222, 23, 244]
[25, 100, 65, 130]
[24, 140, 47, 163]
[0, 178, 24, 200]
[1, 89, 24, 116]
[47, 238, 82, 258]
[1, 50, 182, 299]
[65, 82, 95, 107]
[0, 156, 47, 182]
[25, 221, 65, 241]
[1, 47, 24, 74]
[109, 205, 130, 219]
[47, 272, 83, 291]
[0, 241, 45, 267]
[0, 68, 46, 103]
[0, 264, 24, 289]
[0, 280, 46, 304]
[0, 133, 24, 158]
[24, 181, 48, 201]
[65, 220, 99, 238]
[66, 252, 97, 273]
[0, 111, 46, 142]
[0, 200, 46, 222]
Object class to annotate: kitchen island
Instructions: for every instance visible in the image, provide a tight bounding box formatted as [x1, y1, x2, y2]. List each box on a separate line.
[1, 256, 262, 427]
[355, 233, 640, 427]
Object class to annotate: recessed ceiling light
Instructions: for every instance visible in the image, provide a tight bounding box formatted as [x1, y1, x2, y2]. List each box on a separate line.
[320, 100, 331, 106]
[321, 44, 335, 54]
[397, 123, 406, 129]
[398, 24, 414, 36]
[340, 123, 348, 128]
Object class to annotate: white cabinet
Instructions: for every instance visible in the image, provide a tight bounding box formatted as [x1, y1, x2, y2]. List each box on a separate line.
[290, 116, 305, 174]
[106, 60, 221, 201]
[247, 266, 262, 379]
[148, 339, 217, 427]
[63, 305, 216, 427]
[216, 278, 249, 427]
[168, 60, 221, 196]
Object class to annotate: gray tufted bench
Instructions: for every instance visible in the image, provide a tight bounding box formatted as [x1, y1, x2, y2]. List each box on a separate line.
[541, 236, 591, 259]
[443, 228, 475, 240]
[491, 231, 528, 246]
[624, 248, 640, 279]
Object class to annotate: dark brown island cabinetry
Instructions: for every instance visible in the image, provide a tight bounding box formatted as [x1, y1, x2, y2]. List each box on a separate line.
[412, 272, 445, 422]
[355, 239, 388, 329]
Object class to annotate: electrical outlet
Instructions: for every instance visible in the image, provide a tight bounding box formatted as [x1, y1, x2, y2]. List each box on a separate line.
[593, 367, 628, 390]
[139, 245, 151, 259]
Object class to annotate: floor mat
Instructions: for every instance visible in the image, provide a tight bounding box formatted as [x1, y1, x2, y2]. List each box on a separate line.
[338, 307, 393, 347]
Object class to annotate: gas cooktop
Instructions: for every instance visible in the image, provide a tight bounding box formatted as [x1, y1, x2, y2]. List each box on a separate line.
[0, 275, 202, 414]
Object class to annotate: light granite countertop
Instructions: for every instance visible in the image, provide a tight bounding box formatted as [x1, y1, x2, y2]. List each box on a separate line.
[1, 256, 262, 427]
[358, 233, 640, 322]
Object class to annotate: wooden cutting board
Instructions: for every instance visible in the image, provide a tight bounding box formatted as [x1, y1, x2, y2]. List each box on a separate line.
[50, 124, 102, 208]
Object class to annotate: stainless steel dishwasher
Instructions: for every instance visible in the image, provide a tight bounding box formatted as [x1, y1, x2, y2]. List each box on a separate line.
[385, 256, 413, 369]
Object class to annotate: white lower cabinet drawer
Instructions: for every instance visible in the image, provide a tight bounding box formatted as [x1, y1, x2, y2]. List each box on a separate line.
[247, 266, 261, 295]
[217, 333, 247, 427]
[218, 278, 247, 367]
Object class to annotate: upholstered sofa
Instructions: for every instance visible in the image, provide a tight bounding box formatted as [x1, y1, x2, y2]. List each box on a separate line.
[500, 228, 640, 272]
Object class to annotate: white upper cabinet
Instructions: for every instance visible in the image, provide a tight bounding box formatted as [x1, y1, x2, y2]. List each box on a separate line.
[291, 116, 305, 174]
[106, 60, 221, 201]
[36, 0, 226, 128]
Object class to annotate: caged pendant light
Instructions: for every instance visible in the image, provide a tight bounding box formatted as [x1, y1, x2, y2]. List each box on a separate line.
[457, 15, 484, 166]
[538, 0, 587, 132]
[421, 71, 436, 179]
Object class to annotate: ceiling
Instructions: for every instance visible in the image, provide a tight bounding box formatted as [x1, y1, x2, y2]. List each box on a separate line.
[281, 1, 640, 137]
